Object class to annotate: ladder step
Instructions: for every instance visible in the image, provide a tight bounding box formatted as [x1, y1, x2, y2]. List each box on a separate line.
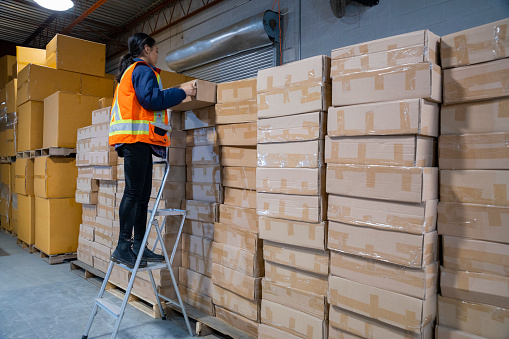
[96, 298, 121, 318]
[113, 261, 168, 272]
[148, 208, 186, 216]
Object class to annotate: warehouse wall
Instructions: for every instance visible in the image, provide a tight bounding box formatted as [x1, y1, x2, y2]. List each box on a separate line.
[107, 0, 509, 74]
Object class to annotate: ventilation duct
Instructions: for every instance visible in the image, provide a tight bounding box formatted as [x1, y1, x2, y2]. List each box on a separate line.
[165, 11, 278, 73]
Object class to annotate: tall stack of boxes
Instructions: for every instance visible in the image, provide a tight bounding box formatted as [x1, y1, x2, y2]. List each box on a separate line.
[256, 56, 330, 338]
[210, 78, 260, 336]
[437, 19, 509, 338]
[326, 31, 442, 338]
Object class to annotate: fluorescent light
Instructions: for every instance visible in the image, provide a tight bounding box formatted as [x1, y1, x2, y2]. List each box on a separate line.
[34, 0, 74, 11]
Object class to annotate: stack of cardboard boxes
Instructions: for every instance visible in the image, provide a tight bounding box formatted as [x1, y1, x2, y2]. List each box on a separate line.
[210, 78, 260, 336]
[437, 19, 509, 338]
[326, 31, 442, 338]
[256, 55, 331, 338]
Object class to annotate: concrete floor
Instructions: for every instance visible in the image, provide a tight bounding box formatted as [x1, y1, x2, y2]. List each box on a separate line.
[0, 231, 195, 339]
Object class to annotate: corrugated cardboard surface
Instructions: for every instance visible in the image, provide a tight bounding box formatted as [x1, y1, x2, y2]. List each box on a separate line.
[439, 132, 509, 169]
[257, 111, 326, 143]
[34, 157, 77, 198]
[435, 325, 486, 339]
[330, 251, 438, 300]
[258, 324, 303, 339]
[15, 47, 44, 75]
[326, 164, 437, 203]
[441, 98, 509, 135]
[442, 235, 509, 277]
[437, 202, 509, 244]
[213, 222, 260, 253]
[257, 55, 331, 118]
[17, 101, 44, 152]
[257, 139, 323, 168]
[186, 126, 216, 146]
[328, 326, 364, 339]
[329, 306, 433, 339]
[182, 252, 213, 277]
[221, 146, 257, 167]
[183, 219, 214, 239]
[217, 78, 257, 103]
[185, 182, 222, 202]
[264, 260, 328, 296]
[184, 200, 218, 223]
[328, 99, 438, 137]
[217, 122, 257, 146]
[186, 145, 220, 165]
[438, 295, 509, 338]
[186, 165, 221, 184]
[89, 151, 117, 166]
[178, 284, 215, 316]
[328, 275, 436, 333]
[441, 266, 509, 308]
[5, 79, 16, 113]
[81, 75, 114, 98]
[224, 187, 257, 209]
[14, 158, 34, 195]
[219, 204, 258, 232]
[178, 267, 213, 296]
[172, 80, 217, 111]
[332, 62, 442, 107]
[215, 99, 257, 125]
[212, 263, 261, 300]
[152, 181, 185, 200]
[182, 233, 213, 258]
[181, 105, 216, 130]
[16, 194, 35, 245]
[91, 107, 111, 125]
[259, 216, 327, 250]
[325, 135, 435, 167]
[443, 58, 509, 104]
[257, 192, 326, 223]
[441, 18, 509, 69]
[328, 221, 437, 268]
[212, 284, 260, 321]
[211, 241, 263, 277]
[256, 167, 325, 196]
[263, 240, 329, 275]
[215, 306, 259, 337]
[223, 166, 256, 190]
[440, 170, 509, 206]
[154, 164, 186, 182]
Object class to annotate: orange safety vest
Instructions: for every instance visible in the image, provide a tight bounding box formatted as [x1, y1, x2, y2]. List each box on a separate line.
[109, 61, 170, 147]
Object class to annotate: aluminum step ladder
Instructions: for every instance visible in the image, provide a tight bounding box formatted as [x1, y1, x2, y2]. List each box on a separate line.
[81, 145, 193, 339]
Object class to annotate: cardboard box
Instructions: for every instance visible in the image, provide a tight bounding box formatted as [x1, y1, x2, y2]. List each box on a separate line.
[217, 78, 256, 103]
[184, 200, 218, 223]
[76, 139, 91, 154]
[16, 194, 35, 245]
[328, 98, 438, 137]
[441, 266, 509, 308]
[185, 182, 222, 202]
[172, 80, 216, 111]
[182, 233, 213, 258]
[258, 324, 302, 339]
[92, 166, 117, 181]
[89, 240, 111, 262]
[438, 296, 509, 338]
[178, 267, 213, 296]
[16, 101, 44, 152]
[443, 235, 509, 277]
[212, 263, 261, 300]
[43, 92, 99, 148]
[259, 216, 326, 250]
[440, 170, 509, 206]
[441, 18, 509, 69]
[153, 164, 186, 182]
[178, 284, 215, 316]
[326, 164, 438, 203]
[257, 192, 326, 223]
[219, 204, 258, 232]
[98, 97, 113, 108]
[265, 260, 327, 295]
[17, 64, 81, 106]
[89, 151, 117, 166]
[35, 196, 82, 255]
[183, 219, 214, 239]
[224, 187, 256, 209]
[88, 122, 109, 138]
[213, 222, 260, 253]
[152, 180, 185, 200]
[75, 191, 98, 204]
[98, 192, 115, 208]
[77, 126, 92, 141]
[46, 34, 105, 77]
[435, 325, 487, 339]
[444, 58, 509, 104]
[14, 158, 34, 195]
[34, 157, 77, 198]
[215, 306, 258, 337]
[441, 98, 509, 135]
[223, 166, 256, 190]
[328, 221, 437, 268]
[211, 242, 263, 277]
[186, 145, 220, 165]
[186, 165, 221, 184]
[212, 284, 259, 321]
[0, 54, 15, 89]
[137, 267, 180, 288]
[186, 126, 216, 147]
[5, 79, 16, 113]
[325, 135, 435, 167]
[217, 122, 257, 146]
[221, 147, 257, 167]
[159, 70, 191, 88]
[182, 251, 213, 277]
[257, 111, 326, 144]
[330, 251, 437, 299]
[78, 237, 93, 266]
[82, 204, 97, 220]
[439, 132, 509, 170]
[79, 224, 95, 242]
[264, 241, 328, 275]
[181, 105, 216, 130]
[437, 202, 509, 244]
[257, 55, 331, 118]
[81, 74, 114, 98]
[15, 47, 45, 75]
[215, 100, 257, 125]
[329, 275, 436, 333]
[332, 62, 442, 107]
[91, 107, 111, 125]
[329, 306, 433, 339]
[258, 140, 323, 168]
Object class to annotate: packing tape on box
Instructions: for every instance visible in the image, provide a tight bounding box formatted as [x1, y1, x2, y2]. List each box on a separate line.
[441, 183, 508, 206]
[215, 99, 257, 116]
[446, 67, 509, 103]
[217, 80, 256, 102]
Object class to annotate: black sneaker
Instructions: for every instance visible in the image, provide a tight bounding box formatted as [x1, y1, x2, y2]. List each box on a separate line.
[111, 239, 147, 268]
[132, 241, 165, 262]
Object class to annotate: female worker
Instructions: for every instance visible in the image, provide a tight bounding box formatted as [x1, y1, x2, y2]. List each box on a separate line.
[109, 33, 196, 268]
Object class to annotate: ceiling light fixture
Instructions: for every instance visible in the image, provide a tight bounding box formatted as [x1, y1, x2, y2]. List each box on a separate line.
[34, 0, 74, 11]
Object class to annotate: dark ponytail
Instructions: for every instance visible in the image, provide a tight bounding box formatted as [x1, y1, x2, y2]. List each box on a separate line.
[116, 33, 156, 82]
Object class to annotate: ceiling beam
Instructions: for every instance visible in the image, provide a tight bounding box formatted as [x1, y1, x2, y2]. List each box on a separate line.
[23, 13, 59, 46]
[61, 0, 110, 34]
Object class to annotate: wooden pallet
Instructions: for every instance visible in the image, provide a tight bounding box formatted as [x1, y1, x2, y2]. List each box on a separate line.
[35, 147, 76, 157]
[16, 150, 35, 159]
[0, 227, 16, 237]
[32, 246, 77, 264]
[16, 238, 35, 253]
[0, 156, 16, 163]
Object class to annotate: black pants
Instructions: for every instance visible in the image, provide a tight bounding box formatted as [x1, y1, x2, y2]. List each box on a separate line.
[118, 142, 152, 242]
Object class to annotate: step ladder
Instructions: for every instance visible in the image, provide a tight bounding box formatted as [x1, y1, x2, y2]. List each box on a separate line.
[81, 145, 193, 339]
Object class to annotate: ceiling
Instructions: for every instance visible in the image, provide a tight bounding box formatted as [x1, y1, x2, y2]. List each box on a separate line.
[0, 0, 225, 59]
